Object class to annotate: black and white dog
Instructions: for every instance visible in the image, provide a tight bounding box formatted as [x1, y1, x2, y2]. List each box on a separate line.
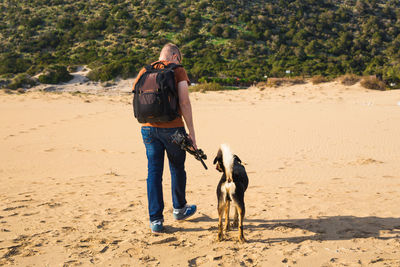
[213, 144, 249, 243]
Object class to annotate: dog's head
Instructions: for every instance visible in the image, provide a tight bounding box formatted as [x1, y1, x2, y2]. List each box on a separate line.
[213, 148, 242, 173]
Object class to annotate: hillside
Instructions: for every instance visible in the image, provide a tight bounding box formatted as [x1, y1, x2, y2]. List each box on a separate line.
[0, 0, 399, 86]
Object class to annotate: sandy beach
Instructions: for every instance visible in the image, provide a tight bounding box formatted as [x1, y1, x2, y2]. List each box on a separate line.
[1, 81, 400, 266]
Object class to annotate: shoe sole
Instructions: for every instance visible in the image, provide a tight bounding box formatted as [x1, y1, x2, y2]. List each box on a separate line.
[174, 207, 197, 221]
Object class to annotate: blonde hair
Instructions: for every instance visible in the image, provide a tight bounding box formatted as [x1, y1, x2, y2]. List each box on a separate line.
[159, 43, 182, 62]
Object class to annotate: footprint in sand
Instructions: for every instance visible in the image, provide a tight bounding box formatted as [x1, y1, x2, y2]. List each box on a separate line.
[188, 255, 208, 266]
[382, 175, 395, 179]
[61, 226, 76, 233]
[96, 221, 110, 229]
[349, 158, 384, 165]
[12, 198, 33, 203]
[3, 205, 27, 211]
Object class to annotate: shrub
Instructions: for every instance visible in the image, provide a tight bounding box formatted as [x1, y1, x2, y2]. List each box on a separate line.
[115, 10, 130, 20]
[339, 74, 360, 86]
[210, 25, 223, 37]
[267, 77, 306, 87]
[87, 60, 136, 81]
[67, 65, 79, 72]
[37, 31, 61, 49]
[7, 74, 37, 89]
[0, 79, 10, 89]
[26, 17, 43, 28]
[87, 62, 121, 81]
[222, 26, 234, 38]
[189, 82, 223, 92]
[311, 75, 330, 84]
[57, 17, 75, 29]
[360, 76, 386, 90]
[0, 53, 32, 75]
[26, 65, 44, 76]
[383, 65, 400, 86]
[38, 65, 73, 84]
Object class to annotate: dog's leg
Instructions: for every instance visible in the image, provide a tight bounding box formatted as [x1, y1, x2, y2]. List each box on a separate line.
[232, 208, 239, 228]
[224, 200, 230, 232]
[237, 202, 246, 243]
[217, 201, 225, 241]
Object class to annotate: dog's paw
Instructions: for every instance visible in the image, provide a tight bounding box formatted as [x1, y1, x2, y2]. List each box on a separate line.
[217, 233, 224, 242]
[238, 236, 247, 243]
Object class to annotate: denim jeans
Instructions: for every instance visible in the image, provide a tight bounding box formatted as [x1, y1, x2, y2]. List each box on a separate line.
[141, 126, 187, 222]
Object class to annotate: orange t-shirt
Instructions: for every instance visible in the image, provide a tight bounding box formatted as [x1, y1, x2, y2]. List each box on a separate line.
[132, 60, 190, 128]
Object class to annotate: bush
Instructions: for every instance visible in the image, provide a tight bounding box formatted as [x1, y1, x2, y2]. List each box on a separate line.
[66, 65, 77, 73]
[197, 76, 259, 86]
[26, 65, 44, 76]
[383, 65, 400, 86]
[189, 82, 223, 92]
[38, 65, 73, 84]
[57, 17, 75, 29]
[360, 76, 386, 90]
[0, 53, 32, 75]
[0, 79, 11, 89]
[7, 74, 37, 90]
[210, 25, 223, 37]
[339, 74, 360, 86]
[87, 63, 119, 81]
[311, 75, 330, 84]
[267, 77, 306, 87]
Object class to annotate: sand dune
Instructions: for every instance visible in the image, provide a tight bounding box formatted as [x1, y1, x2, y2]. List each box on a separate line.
[1, 81, 400, 266]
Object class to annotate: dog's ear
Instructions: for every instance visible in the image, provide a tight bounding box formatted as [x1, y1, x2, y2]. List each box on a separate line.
[234, 155, 242, 164]
[213, 149, 222, 165]
[215, 162, 223, 172]
[214, 149, 224, 172]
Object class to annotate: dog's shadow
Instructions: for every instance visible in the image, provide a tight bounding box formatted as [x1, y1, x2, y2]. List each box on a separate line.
[179, 214, 400, 243]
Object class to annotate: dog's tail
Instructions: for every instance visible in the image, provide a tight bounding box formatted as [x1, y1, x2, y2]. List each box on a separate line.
[221, 144, 234, 182]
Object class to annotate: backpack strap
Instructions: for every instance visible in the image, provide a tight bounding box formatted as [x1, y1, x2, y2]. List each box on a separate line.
[165, 63, 182, 70]
[145, 61, 168, 71]
[145, 62, 182, 71]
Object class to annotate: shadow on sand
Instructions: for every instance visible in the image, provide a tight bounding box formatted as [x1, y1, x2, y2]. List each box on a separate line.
[174, 214, 400, 243]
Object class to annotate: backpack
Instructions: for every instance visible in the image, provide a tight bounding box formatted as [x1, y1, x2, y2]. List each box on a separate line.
[133, 62, 182, 123]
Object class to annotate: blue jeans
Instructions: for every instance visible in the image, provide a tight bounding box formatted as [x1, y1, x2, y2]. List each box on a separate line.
[141, 126, 187, 222]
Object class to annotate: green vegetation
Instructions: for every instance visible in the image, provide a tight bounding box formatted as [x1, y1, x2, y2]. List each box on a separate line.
[0, 0, 399, 87]
[189, 82, 223, 92]
[360, 76, 387, 90]
[38, 65, 72, 84]
[7, 74, 37, 90]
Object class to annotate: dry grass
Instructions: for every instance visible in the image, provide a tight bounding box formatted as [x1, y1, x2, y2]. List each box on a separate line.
[266, 77, 306, 87]
[189, 82, 224, 92]
[360, 76, 387, 90]
[339, 74, 360, 86]
[310, 75, 330, 84]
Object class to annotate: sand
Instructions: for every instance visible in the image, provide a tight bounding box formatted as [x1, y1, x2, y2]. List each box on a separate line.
[1, 80, 400, 266]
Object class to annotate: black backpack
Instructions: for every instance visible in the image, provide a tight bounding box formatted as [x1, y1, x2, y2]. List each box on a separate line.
[133, 62, 182, 123]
